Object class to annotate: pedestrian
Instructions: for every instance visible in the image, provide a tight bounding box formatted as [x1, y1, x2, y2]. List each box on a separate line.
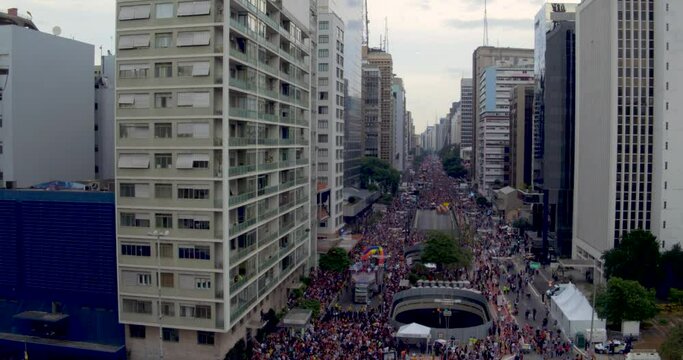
[532, 308, 537, 321]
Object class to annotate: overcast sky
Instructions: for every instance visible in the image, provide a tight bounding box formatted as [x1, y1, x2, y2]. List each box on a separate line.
[2, 0, 579, 132]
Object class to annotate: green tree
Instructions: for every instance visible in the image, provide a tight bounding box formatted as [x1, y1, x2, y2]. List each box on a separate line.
[670, 288, 683, 306]
[602, 229, 661, 289]
[318, 247, 351, 273]
[439, 144, 468, 179]
[595, 277, 658, 324]
[660, 323, 683, 360]
[298, 299, 322, 318]
[661, 244, 683, 295]
[360, 157, 401, 194]
[421, 231, 472, 270]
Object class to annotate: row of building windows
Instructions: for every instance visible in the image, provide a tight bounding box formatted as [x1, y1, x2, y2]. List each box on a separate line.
[118, 91, 211, 109]
[120, 122, 211, 140]
[120, 212, 211, 230]
[119, 1, 211, 22]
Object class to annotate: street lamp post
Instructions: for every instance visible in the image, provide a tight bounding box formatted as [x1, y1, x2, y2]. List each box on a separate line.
[588, 257, 597, 354]
[149, 230, 170, 360]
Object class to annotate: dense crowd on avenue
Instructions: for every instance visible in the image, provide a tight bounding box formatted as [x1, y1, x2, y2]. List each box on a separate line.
[252, 156, 576, 359]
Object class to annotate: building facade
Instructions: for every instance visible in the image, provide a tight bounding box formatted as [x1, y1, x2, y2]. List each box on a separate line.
[362, 63, 381, 157]
[362, 46, 394, 164]
[460, 79, 474, 149]
[509, 85, 534, 190]
[573, 0, 683, 276]
[543, 19, 576, 257]
[471, 47, 534, 186]
[115, 0, 314, 357]
[315, 2, 344, 237]
[0, 15, 95, 188]
[533, 3, 577, 185]
[392, 77, 406, 171]
[96, 53, 118, 180]
[476, 66, 534, 194]
[0, 190, 125, 359]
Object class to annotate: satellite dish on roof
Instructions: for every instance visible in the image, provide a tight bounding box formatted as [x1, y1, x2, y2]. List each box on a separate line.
[52, 26, 62, 36]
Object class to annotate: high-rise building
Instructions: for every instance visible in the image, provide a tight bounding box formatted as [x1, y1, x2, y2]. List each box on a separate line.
[543, 19, 576, 257]
[316, 1, 344, 237]
[392, 77, 406, 171]
[362, 63, 381, 157]
[460, 79, 474, 149]
[447, 101, 461, 146]
[115, 0, 314, 357]
[0, 9, 95, 188]
[573, 0, 683, 274]
[327, 0, 363, 188]
[362, 46, 394, 164]
[406, 111, 415, 166]
[508, 85, 534, 190]
[533, 3, 577, 185]
[476, 66, 534, 194]
[471, 47, 534, 186]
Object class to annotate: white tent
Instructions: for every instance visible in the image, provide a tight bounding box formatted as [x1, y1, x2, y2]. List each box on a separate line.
[549, 283, 606, 338]
[396, 322, 432, 339]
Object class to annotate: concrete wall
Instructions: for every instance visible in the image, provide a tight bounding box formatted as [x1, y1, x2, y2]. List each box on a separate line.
[0, 26, 94, 187]
[573, 0, 616, 259]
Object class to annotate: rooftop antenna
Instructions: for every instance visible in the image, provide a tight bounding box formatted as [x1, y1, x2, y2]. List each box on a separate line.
[483, 0, 490, 46]
[384, 17, 389, 52]
[363, 0, 369, 46]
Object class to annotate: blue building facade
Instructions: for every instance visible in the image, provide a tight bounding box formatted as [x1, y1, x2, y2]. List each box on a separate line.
[0, 190, 125, 360]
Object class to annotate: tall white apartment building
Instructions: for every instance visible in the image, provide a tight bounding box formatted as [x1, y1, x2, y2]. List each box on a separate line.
[115, 0, 314, 358]
[315, 1, 344, 237]
[460, 78, 474, 149]
[476, 66, 533, 194]
[574, 0, 683, 275]
[0, 10, 95, 188]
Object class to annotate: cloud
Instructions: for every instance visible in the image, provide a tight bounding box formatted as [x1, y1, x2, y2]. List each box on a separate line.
[412, 0, 431, 11]
[444, 17, 532, 30]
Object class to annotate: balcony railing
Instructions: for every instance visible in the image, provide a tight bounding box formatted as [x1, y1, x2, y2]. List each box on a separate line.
[229, 107, 258, 120]
[258, 208, 279, 222]
[296, 177, 307, 185]
[259, 162, 279, 171]
[258, 230, 278, 246]
[230, 77, 256, 92]
[228, 137, 257, 146]
[229, 191, 255, 206]
[228, 164, 257, 176]
[230, 243, 256, 262]
[280, 221, 294, 234]
[230, 272, 255, 293]
[230, 218, 256, 234]
[259, 255, 278, 271]
[279, 180, 295, 191]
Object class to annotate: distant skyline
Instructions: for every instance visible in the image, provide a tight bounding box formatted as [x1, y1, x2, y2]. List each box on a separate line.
[1, 0, 580, 132]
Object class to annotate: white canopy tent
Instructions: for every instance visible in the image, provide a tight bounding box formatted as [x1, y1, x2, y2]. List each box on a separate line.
[549, 283, 606, 338]
[396, 322, 432, 339]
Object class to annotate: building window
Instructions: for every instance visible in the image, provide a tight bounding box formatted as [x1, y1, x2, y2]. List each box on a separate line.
[318, 134, 328, 143]
[155, 62, 173, 78]
[155, 92, 173, 108]
[119, 63, 149, 79]
[176, 31, 211, 46]
[155, 153, 173, 169]
[178, 216, 211, 230]
[137, 273, 152, 286]
[118, 94, 150, 109]
[318, 49, 329, 58]
[177, 1, 211, 16]
[160, 273, 174, 288]
[176, 153, 210, 169]
[177, 122, 210, 138]
[155, 33, 173, 48]
[162, 328, 180, 342]
[156, 3, 174, 18]
[120, 183, 135, 197]
[155, 213, 173, 228]
[179, 304, 211, 319]
[121, 243, 151, 257]
[178, 61, 210, 77]
[318, 77, 328, 86]
[155, 183, 173, 198]
[319, 35, 329, 43]
[318, 106, 328, 114]
[161, 301, 175, 316]
[118, 34, 151, 49]
[177, 92, 210, 108]
[178, 245, 211, 260]
[121, 213, 151, 227]
[119, 4, 151, 20]
[197, 331, 215, 345]
[195, 278, 211, 289]
[123, 299, 153, 314]
[155, 123, 172, 138]
[120, 124, 149, 139]
[319, 21, 329, 30]
[318, 120, 328, 129]
[129, 325, 146, 338]
[178, 185, 210, 199]
[318, 63, 328, 72]
[159, 243, 174, 258]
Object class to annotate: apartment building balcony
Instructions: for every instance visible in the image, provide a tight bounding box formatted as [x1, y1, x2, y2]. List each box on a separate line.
[228, 136, 257, 146]
[228, 163, 257, 177]
[229, 242, 256, 264]
[229, 47, 257, 67]
[230, 77, 257, 92]
[230, 217, 256, 235]
[258, 253, 278, 272]
[229, 107, 258, 120]
[257, 228, 279, 247]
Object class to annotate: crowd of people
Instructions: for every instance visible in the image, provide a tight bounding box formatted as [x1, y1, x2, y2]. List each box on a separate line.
[252, 156, 577, 360]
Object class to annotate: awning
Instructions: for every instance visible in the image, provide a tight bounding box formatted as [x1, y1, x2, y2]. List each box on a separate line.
[13, 311, 69, 323]
[278, 308, 312, 329]
[396, 322, 431, 339]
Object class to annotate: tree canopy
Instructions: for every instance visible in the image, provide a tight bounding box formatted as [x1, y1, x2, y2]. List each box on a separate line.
[318, 247, 351, 273]
[661, 244, 683, 296]
[595, 277, 658, 324]
[660, 323, 683, 360]
[439, 144, 468, 179]
[360, 157, 401, 194]
[421, 231, 472, 270]
[602, 229, 661, 289]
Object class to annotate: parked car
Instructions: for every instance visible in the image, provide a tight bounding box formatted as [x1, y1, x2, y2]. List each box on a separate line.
[595, 340, 627, 354]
